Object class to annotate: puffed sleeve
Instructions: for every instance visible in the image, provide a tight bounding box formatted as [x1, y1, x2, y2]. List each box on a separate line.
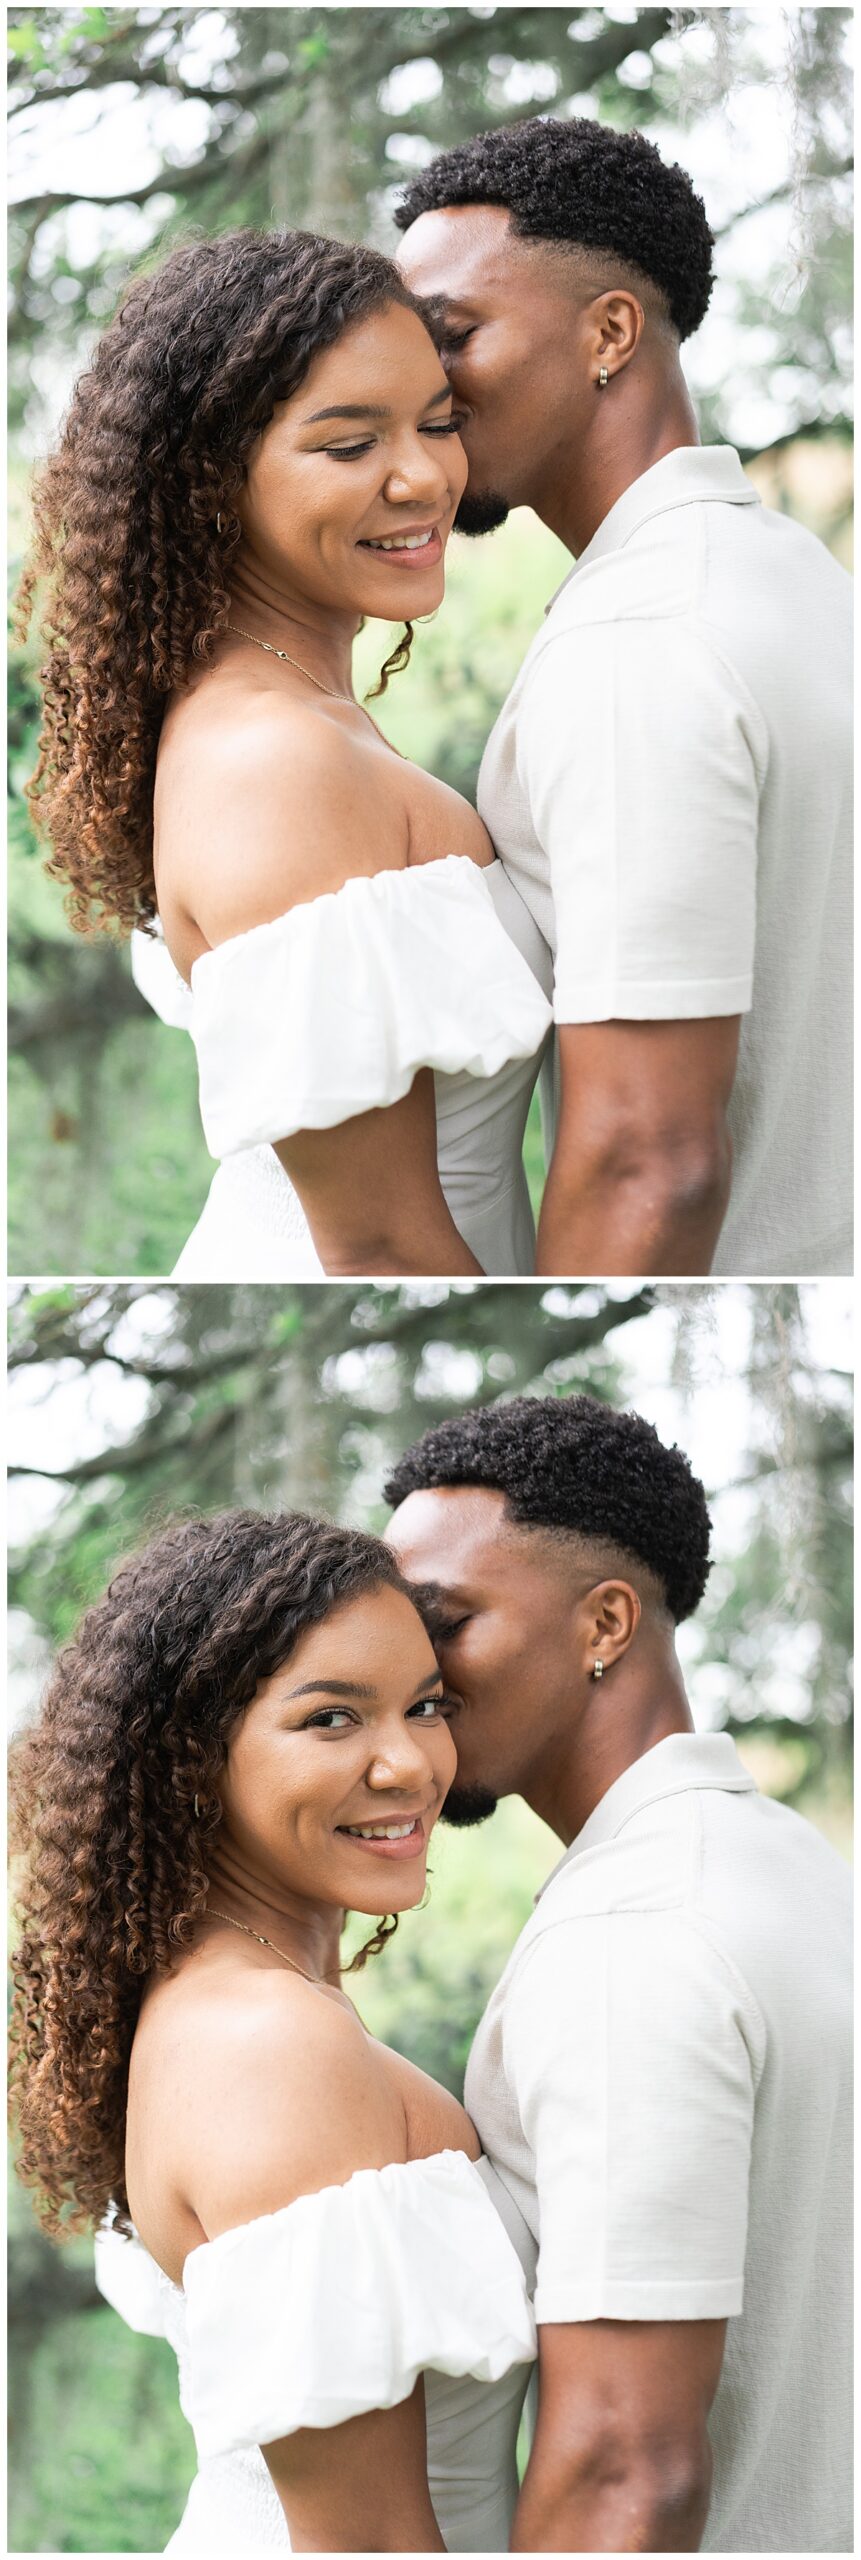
[187, 856, 552, 1158]
[179, 2150, 536, 2459]
[130, 923, 195, 1030]
[94, 2217, 172, 2338]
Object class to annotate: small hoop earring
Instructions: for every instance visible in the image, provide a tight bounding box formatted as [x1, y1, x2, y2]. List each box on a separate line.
[216, 511, 227, 535]
[592, 1659, 604, 1681]
[193, 1794, 200, 1817]
[598, 366, 609, 389]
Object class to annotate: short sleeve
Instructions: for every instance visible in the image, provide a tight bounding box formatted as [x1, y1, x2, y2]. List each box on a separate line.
[516, 619, 766, 1025]
[180, 2150, 536, 2458]
[188, 856, 551, 1158]
[504, 1914, 763, 2324]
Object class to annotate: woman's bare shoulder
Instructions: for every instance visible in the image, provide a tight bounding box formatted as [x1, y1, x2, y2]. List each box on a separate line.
[132, 1958, 408, 2244]
[154, 683, 408, 955]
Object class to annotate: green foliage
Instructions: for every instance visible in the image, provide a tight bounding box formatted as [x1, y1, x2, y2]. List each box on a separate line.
[10, 2304, 195, 2552]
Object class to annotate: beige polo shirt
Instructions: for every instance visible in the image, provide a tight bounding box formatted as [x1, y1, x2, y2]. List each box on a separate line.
[477, 446, 853, 1276]
[465, 1732, 852, 2553]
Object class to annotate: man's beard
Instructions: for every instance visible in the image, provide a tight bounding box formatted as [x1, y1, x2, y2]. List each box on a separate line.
[454, 489, 510, 537]
[440, 1782, 498, 1828]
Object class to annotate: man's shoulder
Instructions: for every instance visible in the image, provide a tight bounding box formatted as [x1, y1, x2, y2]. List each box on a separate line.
[499, 1798, 700, 1982]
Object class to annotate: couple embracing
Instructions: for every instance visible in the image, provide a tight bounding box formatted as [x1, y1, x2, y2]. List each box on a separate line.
[22, 118, 851, 1283]
[11, 1396, 851, 2553]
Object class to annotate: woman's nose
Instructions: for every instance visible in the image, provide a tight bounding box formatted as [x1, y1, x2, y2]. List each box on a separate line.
[383, 437, 450, 503]
[365, 1719, 432, 1788]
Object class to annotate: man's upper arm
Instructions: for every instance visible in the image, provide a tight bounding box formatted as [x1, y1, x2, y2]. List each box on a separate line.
[504, 1910, 763, 2328]
[551, 1013, 741, 1183]
[517, 616, 765, 1029]
[533, 2312, 728, 2459]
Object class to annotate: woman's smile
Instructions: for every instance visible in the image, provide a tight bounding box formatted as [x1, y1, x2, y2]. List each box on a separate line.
[336, 1812, 428, 1859]
[357, 523, 444, 568]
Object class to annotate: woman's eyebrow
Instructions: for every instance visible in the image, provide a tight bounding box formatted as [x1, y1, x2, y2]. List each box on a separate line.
[303, 384, 452, 424]
[283, 1670, 443, 1702]
[284, 1677, 377, 1699]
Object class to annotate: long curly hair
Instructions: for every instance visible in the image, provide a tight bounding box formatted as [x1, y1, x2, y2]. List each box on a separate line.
[9, 1509, 421, 2241]
[14, 229, 437, 937]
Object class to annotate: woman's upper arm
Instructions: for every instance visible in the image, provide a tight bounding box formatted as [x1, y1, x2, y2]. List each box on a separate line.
[263, 2384, 445, 2553]
[276, 1073, 480, 1276]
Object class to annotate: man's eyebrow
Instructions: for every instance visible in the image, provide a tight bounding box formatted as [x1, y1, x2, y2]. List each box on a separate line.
[406, 1579, 466, 1620]
[303, 384, 452, 424]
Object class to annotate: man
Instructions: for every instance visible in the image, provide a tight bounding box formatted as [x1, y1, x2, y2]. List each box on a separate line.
[395, 120, 852, 1278]
[385, 1394, 852, 2553]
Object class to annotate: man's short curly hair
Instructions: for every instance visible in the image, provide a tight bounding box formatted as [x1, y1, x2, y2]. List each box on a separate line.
[384, 1394, 712, 1624]
[394, 116, 714, 342]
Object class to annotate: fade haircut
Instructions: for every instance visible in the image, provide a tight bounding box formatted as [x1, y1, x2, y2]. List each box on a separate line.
[384, 1393, 712, 1624]
[395, 115, 714, 342]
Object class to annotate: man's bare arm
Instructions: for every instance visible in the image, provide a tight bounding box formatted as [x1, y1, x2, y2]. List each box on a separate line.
[536, 1017, 740, 1275]
[512, 2316, 727, 2552]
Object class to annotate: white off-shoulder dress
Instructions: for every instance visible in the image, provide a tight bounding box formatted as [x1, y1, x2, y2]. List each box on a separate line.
[132, 856, 553, 1278]
[95, 2148, 537, 2554]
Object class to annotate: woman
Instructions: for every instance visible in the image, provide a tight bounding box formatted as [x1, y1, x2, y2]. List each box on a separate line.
[18, 229, 552, 1280]
[10, 1510, 536, 2553]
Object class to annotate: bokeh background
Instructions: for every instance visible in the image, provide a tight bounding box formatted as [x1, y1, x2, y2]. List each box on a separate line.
[8, 1276, 853, 2552]
[8, 4, 854, 1275]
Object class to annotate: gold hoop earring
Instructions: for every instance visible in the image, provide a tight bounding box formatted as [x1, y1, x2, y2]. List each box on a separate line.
[598, 366, 609, 389]
[216, 512, 227, 535]
[592, 1659, 604, 1681]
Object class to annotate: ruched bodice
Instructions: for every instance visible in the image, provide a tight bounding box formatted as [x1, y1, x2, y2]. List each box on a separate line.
[95, 2148, 537, 2553]
[131, 856, 553, 1278]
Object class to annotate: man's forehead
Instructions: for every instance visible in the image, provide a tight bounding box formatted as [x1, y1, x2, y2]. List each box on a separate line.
[397, 202, 523, 297]
[386, 1482, 514, 1573]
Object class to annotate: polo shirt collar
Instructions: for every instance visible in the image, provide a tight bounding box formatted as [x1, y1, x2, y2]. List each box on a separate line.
[535, 1730, 757, 1900]
[545, 444, 760, 613]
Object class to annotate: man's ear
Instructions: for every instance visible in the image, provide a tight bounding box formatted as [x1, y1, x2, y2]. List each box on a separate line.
[580, 1578, 641, 1678]
[591, 289, 645, 382]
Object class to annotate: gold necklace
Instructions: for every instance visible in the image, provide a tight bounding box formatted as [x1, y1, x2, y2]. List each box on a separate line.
[226, 623, 403, 757]
[206, 1907, 323, 1985]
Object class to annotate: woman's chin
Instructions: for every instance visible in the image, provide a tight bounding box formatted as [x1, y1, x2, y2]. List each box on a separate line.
[341, 1865, 429, 1915]
[357, 563, 446, 617]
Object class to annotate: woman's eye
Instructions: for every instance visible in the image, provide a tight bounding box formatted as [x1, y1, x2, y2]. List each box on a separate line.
[303, 1708, 354, 1730]
[408, 1694, 453, 1720]
[325, 441, 375, 461]
[421, 418, 461, 436]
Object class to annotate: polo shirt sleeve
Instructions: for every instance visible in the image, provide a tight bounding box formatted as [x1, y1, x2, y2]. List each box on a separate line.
[516, 617, 766, 1023]
[503, 1911, 761, 2324]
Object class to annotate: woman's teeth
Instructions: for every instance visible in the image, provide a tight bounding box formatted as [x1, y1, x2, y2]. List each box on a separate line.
[365, 530, 434, 551]
[342, 1819, 419, 1839]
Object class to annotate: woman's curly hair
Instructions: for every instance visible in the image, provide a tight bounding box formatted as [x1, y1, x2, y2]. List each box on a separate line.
[9, 1508, 421, 2241]
[14, 229, 438, 937]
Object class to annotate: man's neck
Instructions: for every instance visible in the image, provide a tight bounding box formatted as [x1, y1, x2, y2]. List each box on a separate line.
[525, 1659, 695, 1848]
[532, 370, 700, 561]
